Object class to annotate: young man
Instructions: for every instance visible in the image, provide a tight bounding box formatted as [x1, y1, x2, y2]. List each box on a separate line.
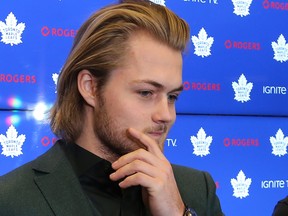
[0, 1, 224, 215]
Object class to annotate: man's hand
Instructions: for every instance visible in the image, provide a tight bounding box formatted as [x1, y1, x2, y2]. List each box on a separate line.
[109, 127, 185, 216]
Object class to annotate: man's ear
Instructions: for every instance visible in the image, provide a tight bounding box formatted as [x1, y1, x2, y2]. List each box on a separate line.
[77, 69, 97, 107]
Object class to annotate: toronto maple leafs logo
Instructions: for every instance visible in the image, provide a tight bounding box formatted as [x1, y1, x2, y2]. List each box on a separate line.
[232, 74, 253, 103]
[190, 127, 212, 157]
[150, 0, 165, 6]
[270, 129, 288, 157]
[231, 170, 252, 199]
[0, 125, 26, 158]
[52, 73, 59, 93]
[0, 12, 25, 46]
[271, 34, 288, 63]
[231, 0, 253, 17]
[191, 28, 214, 58]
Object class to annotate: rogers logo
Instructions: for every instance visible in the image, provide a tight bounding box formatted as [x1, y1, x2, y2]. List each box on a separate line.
[183, 81, 221, 91]
[41, 26, 78, 37]
[225, 40, 261, 50]
[224, 138, 260, 147]
[0, 74, 36, 84]
[41, 136, 58, 147]
[263, 0, 288, 10]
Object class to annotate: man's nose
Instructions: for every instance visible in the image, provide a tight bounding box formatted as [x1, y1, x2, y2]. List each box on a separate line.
[152, 97, 174, 123]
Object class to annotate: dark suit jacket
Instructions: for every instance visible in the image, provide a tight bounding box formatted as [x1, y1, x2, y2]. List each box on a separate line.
[272, 196, 288, 216]
[0, 141, 223, 216]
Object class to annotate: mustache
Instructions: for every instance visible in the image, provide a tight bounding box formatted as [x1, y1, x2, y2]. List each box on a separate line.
[145, 124, 168, 133]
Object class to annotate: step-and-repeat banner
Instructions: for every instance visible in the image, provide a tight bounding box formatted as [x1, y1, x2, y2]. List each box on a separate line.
[1, 0, 288, 215]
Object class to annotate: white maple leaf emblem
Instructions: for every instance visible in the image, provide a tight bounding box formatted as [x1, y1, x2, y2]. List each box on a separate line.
[271, 34, 288, 63]
[191, 28, 214, 58]
[0, 125, 25, 158]
[232, 74, 253, 103]
[270, 129, 288, 157]
[231, 170, 252, 199]
[190, 127, 212, 157]
[150, 0, 165, 6]
[0, 12, 25, 46]
[231, 0, 253, 17]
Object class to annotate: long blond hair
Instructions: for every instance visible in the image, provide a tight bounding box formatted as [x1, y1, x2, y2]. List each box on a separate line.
[50, 1, 190, 142]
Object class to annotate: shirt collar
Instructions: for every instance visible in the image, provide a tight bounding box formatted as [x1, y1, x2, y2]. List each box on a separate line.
[63, 142, 113, 177]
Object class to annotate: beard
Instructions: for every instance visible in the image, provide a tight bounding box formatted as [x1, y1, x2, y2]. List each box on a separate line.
[93, 94, 143, 159]
[92, 94, 168, 160]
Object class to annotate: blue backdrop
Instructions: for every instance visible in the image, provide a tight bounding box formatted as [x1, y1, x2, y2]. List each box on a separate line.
[1, 0, 288, 215]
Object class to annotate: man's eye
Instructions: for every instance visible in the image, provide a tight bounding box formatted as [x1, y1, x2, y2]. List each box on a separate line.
[168, 94, 179, 103]
[138, 90, 153, 97]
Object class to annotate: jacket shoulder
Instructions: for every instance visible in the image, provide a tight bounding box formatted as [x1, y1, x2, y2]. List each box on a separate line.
[172, 164, 224, 216]
[0, 141, 69, 215]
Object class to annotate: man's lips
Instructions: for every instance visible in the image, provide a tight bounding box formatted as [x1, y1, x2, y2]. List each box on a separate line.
[147, 128, 167, 139]
[148, 131, 165, 136]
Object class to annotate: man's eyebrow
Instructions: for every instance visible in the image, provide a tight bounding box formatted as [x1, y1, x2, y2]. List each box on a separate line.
[172, 85, 184, 92]
[132, 79, 183, 92]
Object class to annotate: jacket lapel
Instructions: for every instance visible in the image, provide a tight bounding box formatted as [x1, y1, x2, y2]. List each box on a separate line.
[32, 141, 100, 216]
